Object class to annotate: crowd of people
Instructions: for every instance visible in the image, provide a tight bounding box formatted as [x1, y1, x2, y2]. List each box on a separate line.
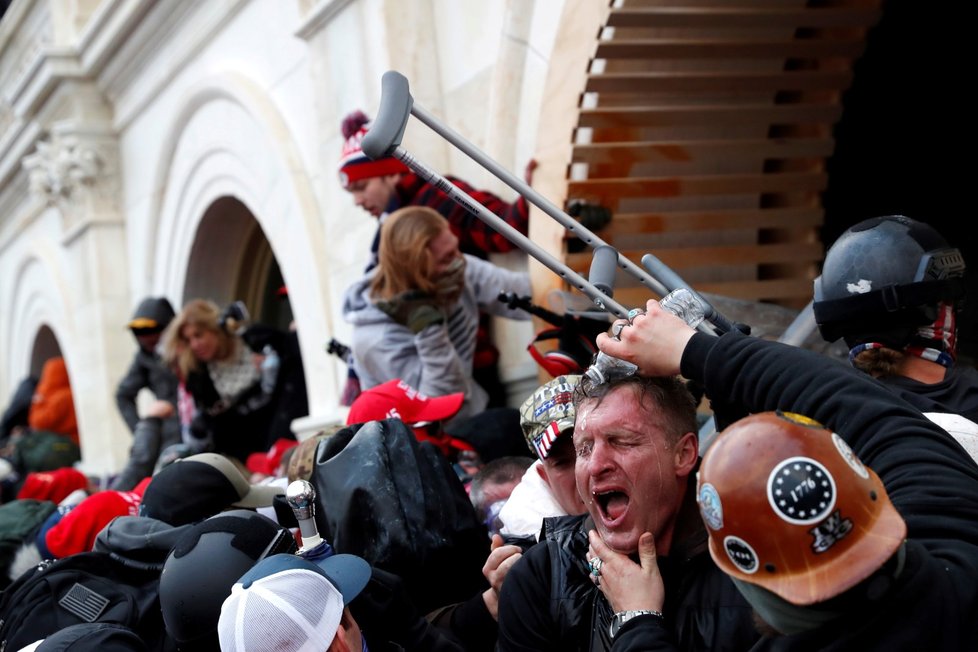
[0, 103, 975, 652]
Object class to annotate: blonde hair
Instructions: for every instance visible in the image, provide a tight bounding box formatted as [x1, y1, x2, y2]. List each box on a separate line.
[162, 298, 237, 378]
[370, 206, 447, 301]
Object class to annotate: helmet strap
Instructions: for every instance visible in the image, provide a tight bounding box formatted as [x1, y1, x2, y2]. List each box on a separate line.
[847, 301, 958, 369]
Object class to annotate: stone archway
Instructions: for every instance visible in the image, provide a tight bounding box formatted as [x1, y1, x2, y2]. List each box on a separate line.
[148, 73, 339, 415]
[182, 195, 294, 332]
[30, 325, 61, 377]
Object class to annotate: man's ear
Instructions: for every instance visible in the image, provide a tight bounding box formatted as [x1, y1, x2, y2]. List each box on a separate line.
[326, 623, 353, 652]
[674, 431, 699, 477]
[536, 461, 550, 485]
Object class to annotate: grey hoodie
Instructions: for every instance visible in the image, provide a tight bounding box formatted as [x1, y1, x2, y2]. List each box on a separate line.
[342, 254, 531, 423]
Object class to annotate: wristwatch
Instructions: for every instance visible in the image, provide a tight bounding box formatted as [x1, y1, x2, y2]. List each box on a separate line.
[609, 609, 664, 639]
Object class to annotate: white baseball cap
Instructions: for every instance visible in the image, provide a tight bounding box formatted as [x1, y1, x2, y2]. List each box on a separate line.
[218, 553, 371, 652]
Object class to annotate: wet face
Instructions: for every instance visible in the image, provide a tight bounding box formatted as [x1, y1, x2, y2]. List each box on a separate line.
[181, 324, 220, 363]
[538, 434, 587, 516]
[427, 227, 462, 277]
[347, 175, 400, 217]
[573, 385, 692, 554]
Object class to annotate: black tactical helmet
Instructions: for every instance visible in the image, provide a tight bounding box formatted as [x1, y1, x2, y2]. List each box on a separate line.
[813, 215, 965, 347]
[159, 509, 297, 649]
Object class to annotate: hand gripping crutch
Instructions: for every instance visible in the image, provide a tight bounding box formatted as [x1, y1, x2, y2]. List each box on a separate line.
[361, 70, 733, 334]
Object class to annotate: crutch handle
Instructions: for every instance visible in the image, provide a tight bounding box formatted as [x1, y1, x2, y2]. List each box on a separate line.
[286, 479, 324, 550]
[589, 246, 619, 298]
[362, 70, 412, 160]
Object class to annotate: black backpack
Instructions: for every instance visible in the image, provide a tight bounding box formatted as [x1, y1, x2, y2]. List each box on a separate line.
[0, 499, 56, 590]
[311, 419, 490, 616]
[0, 551, 174, 652]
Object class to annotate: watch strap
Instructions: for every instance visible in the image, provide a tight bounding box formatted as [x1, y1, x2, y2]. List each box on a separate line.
[609, 609, 664, 639]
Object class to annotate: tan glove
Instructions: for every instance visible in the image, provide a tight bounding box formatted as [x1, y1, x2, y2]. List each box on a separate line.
[434, 256, 466, 306]
[376, 290, 446, 334]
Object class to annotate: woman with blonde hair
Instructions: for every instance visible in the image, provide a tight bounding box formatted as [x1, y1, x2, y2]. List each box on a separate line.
[342, 206, 531, 428]
[162, 299, 274, 463]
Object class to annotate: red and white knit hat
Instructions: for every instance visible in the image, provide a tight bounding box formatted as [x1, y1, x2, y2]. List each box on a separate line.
[337, 110, 408, 189]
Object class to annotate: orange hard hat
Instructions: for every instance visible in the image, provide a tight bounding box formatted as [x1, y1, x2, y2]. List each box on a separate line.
[696, 411, 906, 606]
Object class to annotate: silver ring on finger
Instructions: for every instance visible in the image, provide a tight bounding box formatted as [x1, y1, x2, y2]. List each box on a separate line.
[611, 321, 628, 339]
[627, 308, 646, 325]
[589, 556, 603, 577]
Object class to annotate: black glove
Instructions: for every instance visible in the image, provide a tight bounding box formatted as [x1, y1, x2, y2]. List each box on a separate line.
[326, 338, 353, 363]
[568, 200, 612, 230]
[219, 300, 250, 333]
[189, 413, 211, 439]
[567, 201, 613, 253]
[376, 290, 446, 334]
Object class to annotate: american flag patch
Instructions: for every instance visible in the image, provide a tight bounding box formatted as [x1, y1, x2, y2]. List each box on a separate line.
[59, 583, 110, 622]
[534, 421, 562, 458]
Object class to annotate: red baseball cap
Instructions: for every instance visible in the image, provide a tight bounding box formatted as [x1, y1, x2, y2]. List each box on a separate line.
[17, 467, 89, 503]
[246, 438, 300, 477]
[346, 379, 464, 426]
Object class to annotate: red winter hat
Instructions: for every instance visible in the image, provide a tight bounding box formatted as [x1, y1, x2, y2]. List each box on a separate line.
[45, 489, 143, 558]
[246, 438, 299, 477]
[346, 379, 464, 426]
[17, 467, 89, 502]
[338, 110, 408, 189]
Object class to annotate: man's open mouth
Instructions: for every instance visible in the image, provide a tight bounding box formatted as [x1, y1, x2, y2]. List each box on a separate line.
[594, 489, 629, 523]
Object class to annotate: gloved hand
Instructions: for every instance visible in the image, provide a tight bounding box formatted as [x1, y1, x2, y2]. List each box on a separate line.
[435, 257, 466, 306]
[566, 200, 613, 253]
[325, 338, 353, 364]
[219, 300, 250, 334]
[376, 290, 446, 334]
[567, 200, 613, 231]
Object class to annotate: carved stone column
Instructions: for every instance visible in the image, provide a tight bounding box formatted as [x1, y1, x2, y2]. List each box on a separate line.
[22, 120, 132, 476]
[23, 129, 120, 232]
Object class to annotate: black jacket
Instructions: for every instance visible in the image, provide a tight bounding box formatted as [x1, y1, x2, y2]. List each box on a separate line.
[496, 495, 758, 651]
[241, 325, 309, 447]
[877, 363, 978, 423]
[116, 297, 178, 433]
[664, 331, 978, 651]
[114, 348, 179, 433]
[185, 365, 272, 464]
